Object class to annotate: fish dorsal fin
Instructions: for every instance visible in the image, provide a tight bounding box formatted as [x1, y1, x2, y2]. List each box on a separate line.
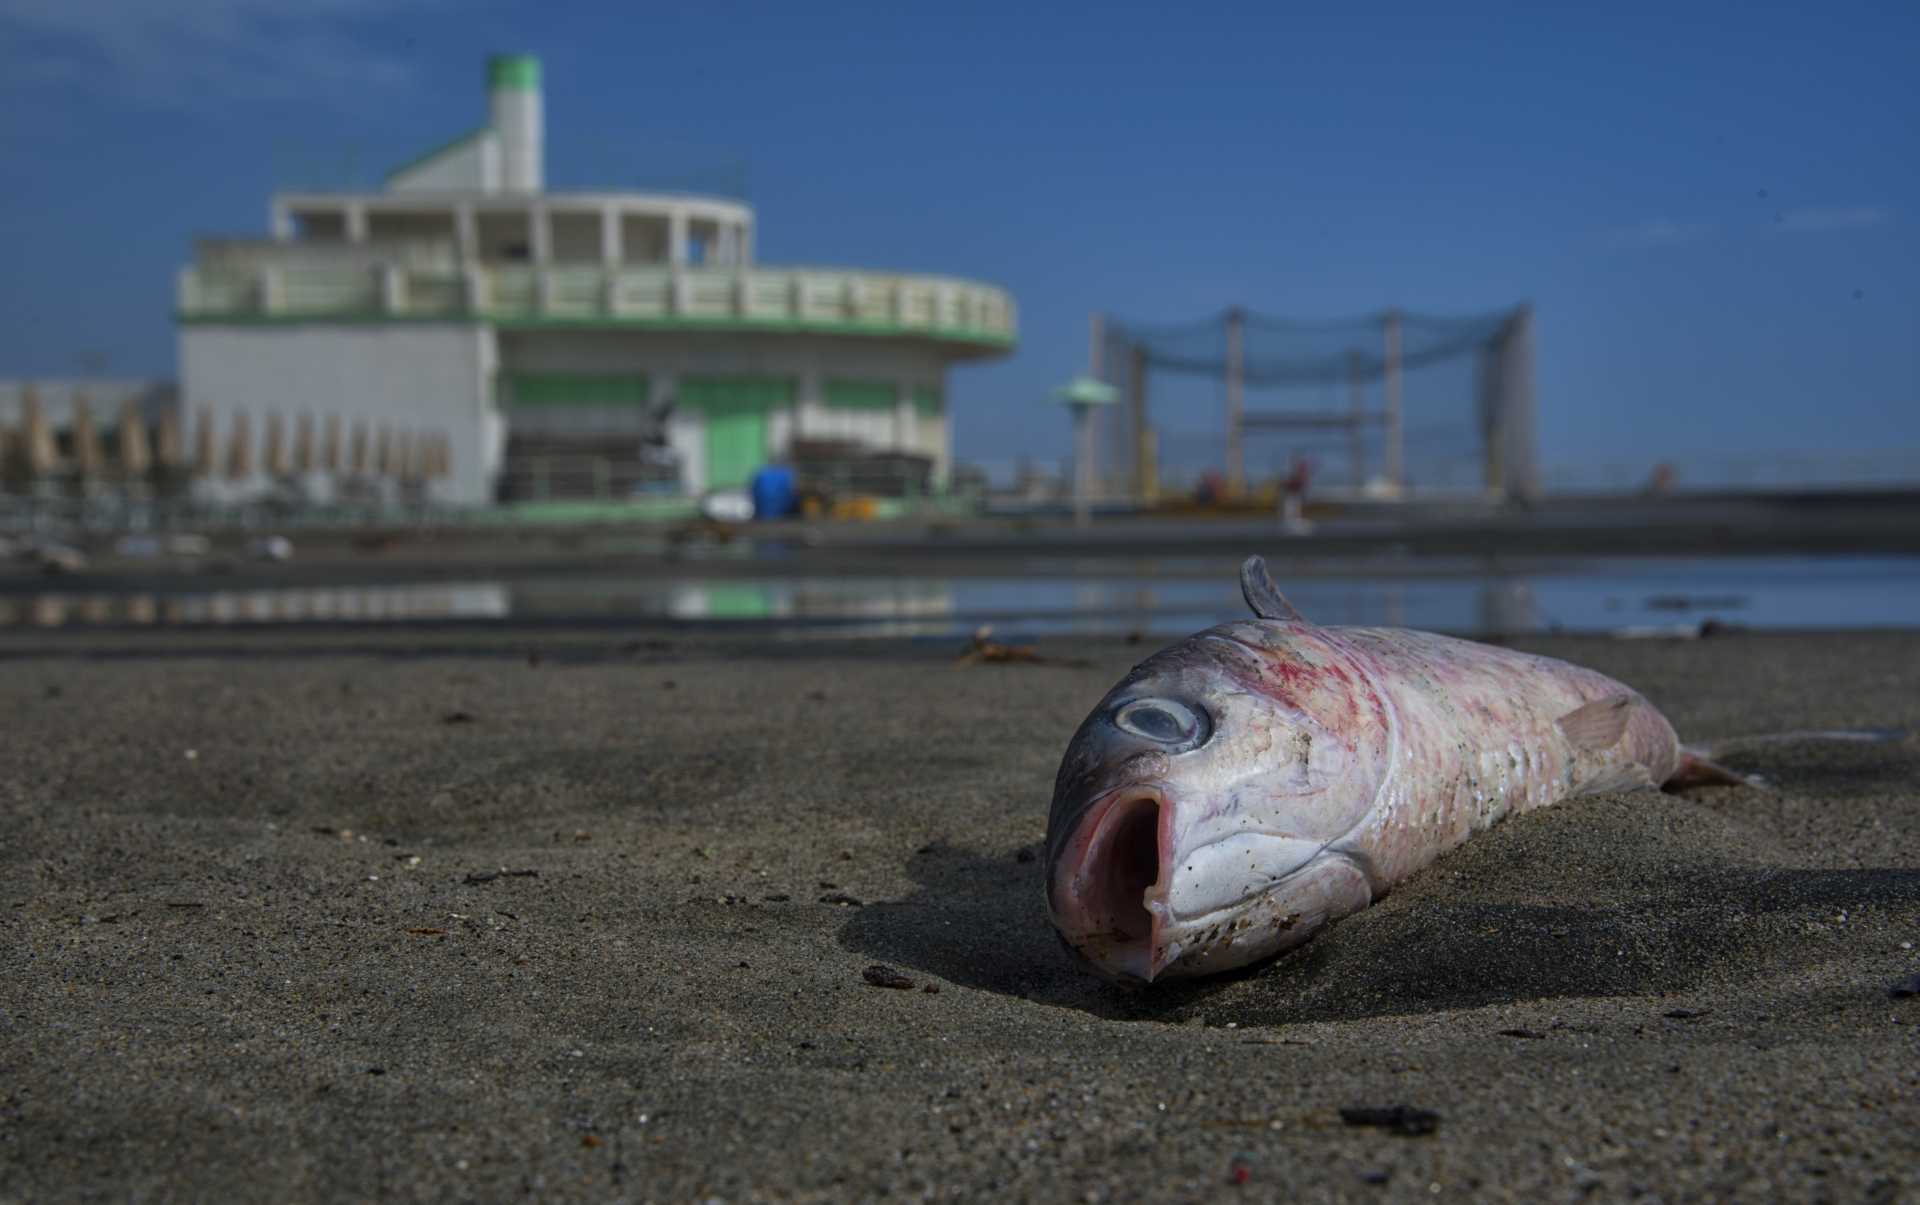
[1557, 694, 1634, 751]
[1240, 555, 1309, 623]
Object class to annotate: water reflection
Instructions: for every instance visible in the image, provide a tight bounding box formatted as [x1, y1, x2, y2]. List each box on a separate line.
[657, 580, 956, 623]
[0, 583, 510, 628]
[0, 556, 1914, 635]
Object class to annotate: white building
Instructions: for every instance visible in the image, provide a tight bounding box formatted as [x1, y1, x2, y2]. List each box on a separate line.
[176, 54, 1016, 505]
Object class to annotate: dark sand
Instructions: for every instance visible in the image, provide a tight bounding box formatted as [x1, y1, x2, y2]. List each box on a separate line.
[3, 627, 1918, 1202]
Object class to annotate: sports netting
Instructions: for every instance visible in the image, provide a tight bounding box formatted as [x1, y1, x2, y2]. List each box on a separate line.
[1093, 306, 1536, 498]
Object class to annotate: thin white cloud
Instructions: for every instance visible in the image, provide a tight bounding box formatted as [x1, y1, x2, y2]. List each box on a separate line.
[0, 0, 433, 108]
[1604, 217, 1714, 251]
[1773, 205, 1894, 233]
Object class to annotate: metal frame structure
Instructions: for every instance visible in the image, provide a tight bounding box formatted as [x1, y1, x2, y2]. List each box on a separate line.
[1091, 304, 1538, 502]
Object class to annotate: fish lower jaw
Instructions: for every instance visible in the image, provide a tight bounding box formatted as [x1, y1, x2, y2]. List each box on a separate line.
[1149, 854, 1376, 981]
[1050, 887, 1173, 985]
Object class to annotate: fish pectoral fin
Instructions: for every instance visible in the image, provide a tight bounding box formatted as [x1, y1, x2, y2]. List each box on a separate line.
[1240, 555, 1309, 623]
[1556, 693, 1635, 751]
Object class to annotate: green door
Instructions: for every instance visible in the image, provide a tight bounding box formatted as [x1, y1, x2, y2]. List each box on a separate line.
[680, 376, 788, 490]
[825, 379, 897, 411]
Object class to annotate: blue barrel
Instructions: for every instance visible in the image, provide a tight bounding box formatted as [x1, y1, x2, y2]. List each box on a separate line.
[749, 464, 797, 519]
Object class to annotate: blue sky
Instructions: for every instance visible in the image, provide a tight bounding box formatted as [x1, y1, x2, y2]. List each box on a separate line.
[0, 1, 1913, 485]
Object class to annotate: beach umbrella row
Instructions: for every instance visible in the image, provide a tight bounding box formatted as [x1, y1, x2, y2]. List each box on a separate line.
[7, 388, 62, 476]
[2, 387, 115, 479]
[2, 387, 453, 484]
[209, 407, 452, 482]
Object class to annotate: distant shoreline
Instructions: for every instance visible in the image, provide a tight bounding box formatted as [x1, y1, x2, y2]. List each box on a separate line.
[4, 494, 1920, 593]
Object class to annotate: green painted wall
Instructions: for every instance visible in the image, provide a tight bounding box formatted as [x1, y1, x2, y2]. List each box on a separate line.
[679, 375, 791, 490]
[504, 373, 651, 406]
[912, 385, 943, 417]
[825, 379, 896, 411]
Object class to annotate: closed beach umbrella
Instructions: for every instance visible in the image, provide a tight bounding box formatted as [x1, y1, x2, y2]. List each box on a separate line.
[293, 412, 316, 474]
[116, 397, 151, 477]
[71, 395, 105, 477]
[193, 407, 218, 476]
[349, 420, 370, 475]
[226, 410, 253, 480]
[24, 388, 58, 475]
[374, 425, 396, 478]
[264, 411, 290, 477]
[155, 407, 184, 468]
[321, 413, 342, 473]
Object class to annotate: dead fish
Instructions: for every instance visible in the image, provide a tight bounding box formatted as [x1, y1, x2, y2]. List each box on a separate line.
[1045, 556, 1898, 985]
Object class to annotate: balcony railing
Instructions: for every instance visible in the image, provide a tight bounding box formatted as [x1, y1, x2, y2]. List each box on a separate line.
[177, 262, 1017, 349]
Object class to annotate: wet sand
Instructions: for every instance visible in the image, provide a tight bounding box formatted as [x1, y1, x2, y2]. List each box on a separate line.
[2, 627, 1917, 1201]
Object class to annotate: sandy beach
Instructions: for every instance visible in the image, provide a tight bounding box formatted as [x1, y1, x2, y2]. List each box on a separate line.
[2, 625, 1917, 1202]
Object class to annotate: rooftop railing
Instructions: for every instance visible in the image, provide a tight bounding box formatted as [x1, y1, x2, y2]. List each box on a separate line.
[177, 262, 1017, 350]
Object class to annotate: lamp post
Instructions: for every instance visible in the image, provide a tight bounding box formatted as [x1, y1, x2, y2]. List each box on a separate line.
[1053, 375, 1117, 528]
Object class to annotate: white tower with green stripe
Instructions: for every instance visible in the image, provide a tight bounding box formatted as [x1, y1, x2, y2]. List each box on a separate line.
[489, 55, 543, 193]
[177, 54, 1015, 507]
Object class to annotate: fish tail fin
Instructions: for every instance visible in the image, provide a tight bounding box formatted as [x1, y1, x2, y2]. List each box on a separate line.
[1665, 750, 1770, 793]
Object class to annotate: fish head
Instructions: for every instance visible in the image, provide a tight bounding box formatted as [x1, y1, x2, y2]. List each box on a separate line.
[1045, 622, 1389, 984]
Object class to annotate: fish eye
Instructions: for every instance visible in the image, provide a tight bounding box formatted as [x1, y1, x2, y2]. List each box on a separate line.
[1113, 698, 1209, 750]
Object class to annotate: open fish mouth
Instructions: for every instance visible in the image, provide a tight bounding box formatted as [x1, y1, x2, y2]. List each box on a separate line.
[1051, 788, 1355, 982]
[1048, 787, 1171, 981]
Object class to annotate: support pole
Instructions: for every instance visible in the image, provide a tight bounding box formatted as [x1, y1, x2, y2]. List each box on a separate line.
[1057, 374, 1117, 528]
[1072, 405, 1094, 529]
[1225, 307, 1245, 495]
[1477, 342, 1502, 495]
[1129, 345, 1151, 503]
[1501, 304, 1539, 503]
[1347, 350, 1367, 491]
[1088, 312, 1105, 503]
[601, 205, 623, 268]
[1383, 309, 1404, 494]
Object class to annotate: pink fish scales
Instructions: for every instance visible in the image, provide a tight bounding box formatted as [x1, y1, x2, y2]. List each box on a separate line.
[1045, 557, 1740, 985]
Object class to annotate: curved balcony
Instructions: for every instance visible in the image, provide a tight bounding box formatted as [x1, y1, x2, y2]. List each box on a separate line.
[177, 262, 1017, 355]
